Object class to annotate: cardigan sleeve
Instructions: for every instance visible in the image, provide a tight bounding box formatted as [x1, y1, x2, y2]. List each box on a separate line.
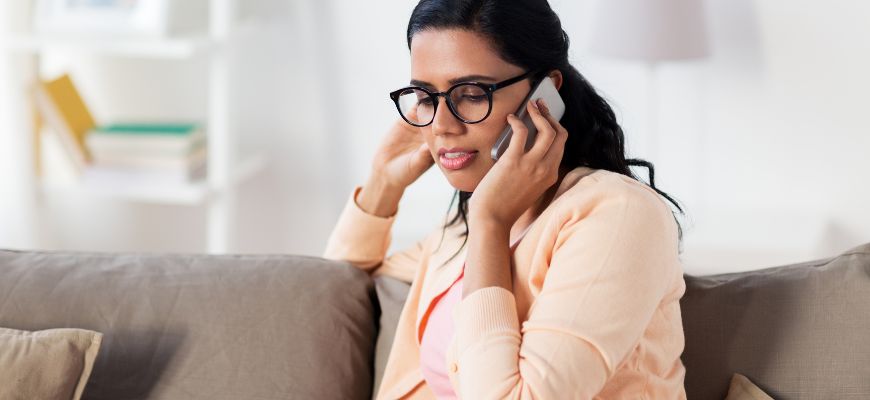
[452, 182, 681, 399]
[322, 185, 430, 283]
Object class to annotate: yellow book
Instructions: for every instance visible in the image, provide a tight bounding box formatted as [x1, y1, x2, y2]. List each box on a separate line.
[33, 73, 95, 174]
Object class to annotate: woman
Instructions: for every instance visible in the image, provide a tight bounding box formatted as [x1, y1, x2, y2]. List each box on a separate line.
[323, 0, 688, 398]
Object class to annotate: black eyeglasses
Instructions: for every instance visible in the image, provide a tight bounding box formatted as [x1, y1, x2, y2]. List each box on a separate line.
[389, 69, 539, 127]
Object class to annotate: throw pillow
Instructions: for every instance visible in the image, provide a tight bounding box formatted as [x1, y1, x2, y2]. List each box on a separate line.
[725, 373, 774, 400]
[0, 327, 102, 400]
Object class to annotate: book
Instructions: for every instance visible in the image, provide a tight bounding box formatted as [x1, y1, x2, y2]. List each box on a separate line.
[90, 143, 207, 171]
[33, 72, 209, 185]
[86, 123, 206, 157]
[38, 124, 82, 186]
[32, 73, 96, 174]
[86, 122, 207, 183]
[82, 161, 208, 186]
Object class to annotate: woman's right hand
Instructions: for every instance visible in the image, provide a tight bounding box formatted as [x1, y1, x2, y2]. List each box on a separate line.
[370, 107, 435, 190]
[356, 108, 434, 218]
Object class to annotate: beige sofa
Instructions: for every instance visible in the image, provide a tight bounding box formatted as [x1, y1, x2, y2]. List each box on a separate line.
[0, 242, 868, 399]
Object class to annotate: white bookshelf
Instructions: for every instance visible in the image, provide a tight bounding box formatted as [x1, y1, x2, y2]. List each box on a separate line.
[1, 0, 265, 253]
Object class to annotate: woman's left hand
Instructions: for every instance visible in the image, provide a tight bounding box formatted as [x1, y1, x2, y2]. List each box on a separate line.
[469, 98, 569, 231]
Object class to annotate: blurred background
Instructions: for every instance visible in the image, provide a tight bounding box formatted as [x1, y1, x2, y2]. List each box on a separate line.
[0, 0, 868, 276]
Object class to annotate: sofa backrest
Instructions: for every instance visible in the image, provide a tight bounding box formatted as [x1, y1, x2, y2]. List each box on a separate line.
[680, 242, 870, 399]
[4, 242, 868, 399]
[0, 250, 378, 400]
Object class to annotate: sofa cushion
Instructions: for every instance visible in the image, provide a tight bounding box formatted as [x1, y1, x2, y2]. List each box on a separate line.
[372, 275, 412, 399]
[680, 242, 870, 399]
[0, 249, 378, 400]
[0, 327, 102, 400]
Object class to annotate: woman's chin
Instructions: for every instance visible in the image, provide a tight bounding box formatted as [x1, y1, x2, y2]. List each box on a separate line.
[443, 172, 483, 193]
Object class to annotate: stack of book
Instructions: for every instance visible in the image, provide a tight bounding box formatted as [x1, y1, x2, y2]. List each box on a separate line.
[33, 72, 207, 185]
[85, 123, 207, 184]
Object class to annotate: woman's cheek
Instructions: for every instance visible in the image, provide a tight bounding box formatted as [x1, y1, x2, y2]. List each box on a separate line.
[483, 118, 508, 154]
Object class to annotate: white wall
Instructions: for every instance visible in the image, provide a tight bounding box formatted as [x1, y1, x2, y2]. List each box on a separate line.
[1, 0, 868, 276]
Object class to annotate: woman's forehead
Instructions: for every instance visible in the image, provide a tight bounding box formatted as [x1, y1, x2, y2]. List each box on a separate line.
[409, 29, 516, 87]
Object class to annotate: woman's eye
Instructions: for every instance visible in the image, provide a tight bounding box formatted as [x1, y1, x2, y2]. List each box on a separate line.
[462, 95, 487, 102]
[418, 97, 434, 105]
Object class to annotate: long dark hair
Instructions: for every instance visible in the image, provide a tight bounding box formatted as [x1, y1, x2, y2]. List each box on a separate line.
[407, 0, 686, 267]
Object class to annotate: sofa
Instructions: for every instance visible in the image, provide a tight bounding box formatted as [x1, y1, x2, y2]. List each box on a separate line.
[0, 242, 868, 399]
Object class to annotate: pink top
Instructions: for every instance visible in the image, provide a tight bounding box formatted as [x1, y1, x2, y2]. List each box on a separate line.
[418, 265, 465, 398]
[419, 226, 533, 398]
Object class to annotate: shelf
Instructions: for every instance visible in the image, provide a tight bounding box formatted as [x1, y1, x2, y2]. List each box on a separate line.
[42, 177, 211, 205]
[39, 153, 268, 206]
[4, 0, 243, 253]
[1, 34, 217, 59]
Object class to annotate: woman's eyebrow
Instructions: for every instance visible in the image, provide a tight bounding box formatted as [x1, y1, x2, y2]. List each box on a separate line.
[410, 74, 498, 88]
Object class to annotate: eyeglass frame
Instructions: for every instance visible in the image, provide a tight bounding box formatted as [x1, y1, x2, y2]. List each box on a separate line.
[388, 69, 542, 127]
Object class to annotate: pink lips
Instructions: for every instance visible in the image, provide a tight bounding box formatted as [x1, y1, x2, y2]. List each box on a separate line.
[439, 149, 479, 170]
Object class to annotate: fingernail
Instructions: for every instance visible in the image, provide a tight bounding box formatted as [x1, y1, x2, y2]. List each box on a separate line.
[529, 99, 538, 110]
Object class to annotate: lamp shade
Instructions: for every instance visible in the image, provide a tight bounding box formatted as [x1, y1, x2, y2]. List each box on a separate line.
[588, 0, 710, 61]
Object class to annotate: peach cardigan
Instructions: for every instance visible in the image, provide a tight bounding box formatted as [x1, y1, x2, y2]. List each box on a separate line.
[323, 166, 688, 399]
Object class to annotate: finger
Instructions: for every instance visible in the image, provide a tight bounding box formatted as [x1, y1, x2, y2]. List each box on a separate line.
[525, 99, 557, 160]
[542, 126, 568, 166]
[417, 142, 434, 165]
[401, 104, 420, 128]
[401, 107, 425, 135]
[538, 98, 569, 162]
[537, 99, 568, 139]
[408, 142, 433, 175]
[504, 113, 528, 160]
[407, 103, 418, 120]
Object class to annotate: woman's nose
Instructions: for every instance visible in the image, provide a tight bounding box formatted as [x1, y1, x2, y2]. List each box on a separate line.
[431, 96, 464, 136]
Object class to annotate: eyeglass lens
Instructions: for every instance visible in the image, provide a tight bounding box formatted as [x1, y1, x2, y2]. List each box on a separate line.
[396, 84, 489, 125]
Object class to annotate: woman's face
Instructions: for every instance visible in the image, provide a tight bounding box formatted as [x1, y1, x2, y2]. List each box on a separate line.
[409, 29, 537, 192]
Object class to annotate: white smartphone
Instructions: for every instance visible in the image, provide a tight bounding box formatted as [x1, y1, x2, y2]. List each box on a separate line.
[491, 75, 566, 160]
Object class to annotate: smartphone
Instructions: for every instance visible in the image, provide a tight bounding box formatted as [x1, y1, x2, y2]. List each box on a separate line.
[491, 75, 566, 161]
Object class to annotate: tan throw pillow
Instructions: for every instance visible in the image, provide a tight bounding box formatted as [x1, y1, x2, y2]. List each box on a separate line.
[725, 373, 775, 400]
[0, 327, 102, 400]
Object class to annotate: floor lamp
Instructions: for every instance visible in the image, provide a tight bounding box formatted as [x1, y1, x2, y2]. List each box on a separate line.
[587, 0, 710, 175]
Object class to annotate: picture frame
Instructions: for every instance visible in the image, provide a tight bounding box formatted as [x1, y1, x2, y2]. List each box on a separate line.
[33, 0, 171, 37]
